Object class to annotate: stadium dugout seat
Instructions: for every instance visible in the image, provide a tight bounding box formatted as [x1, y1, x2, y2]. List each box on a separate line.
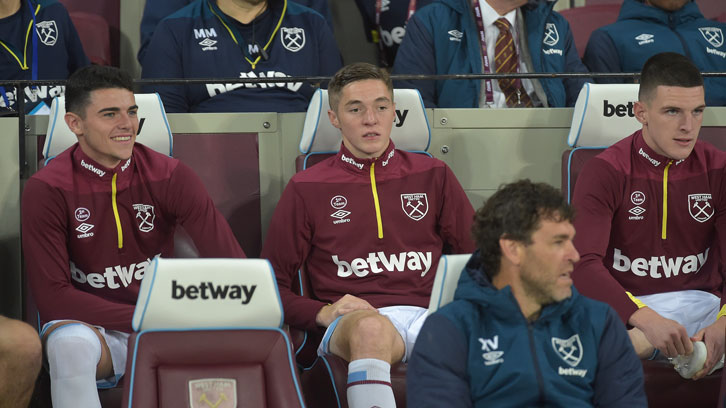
[584, 0, 622, 5]
[426, 254, 472, 314]
[68, 12, 112, 66]
[294, 88, 430, 407]
[563, 83, 722, 407]
[122, 257, 305, 407]
[558, 4, 621, 58]
[296, 87, 431, 171]
[28, 94, 186, 408]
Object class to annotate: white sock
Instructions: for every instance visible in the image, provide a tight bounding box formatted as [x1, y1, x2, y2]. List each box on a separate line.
[46, 324, 103, 408]
[346, 358, 396, 408]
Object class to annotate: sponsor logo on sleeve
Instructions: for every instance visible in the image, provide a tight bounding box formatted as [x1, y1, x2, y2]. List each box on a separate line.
[281, 27, 305, 52]
[478, 335, 504, 366]
[188, 378, 237, 408]
[553, 334, 588, 377]
[401, 193, 428, 221]
[688, 194, 714, 222]
[35, 21, 58, 46]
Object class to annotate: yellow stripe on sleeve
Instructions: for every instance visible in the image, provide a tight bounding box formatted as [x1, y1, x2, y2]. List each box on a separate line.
[626, 291, 647, 309]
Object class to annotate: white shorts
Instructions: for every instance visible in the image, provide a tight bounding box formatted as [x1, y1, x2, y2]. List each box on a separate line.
[317, 305, 428, 363]
[637, 290, 720, 336]
[41, 320, 130, 389]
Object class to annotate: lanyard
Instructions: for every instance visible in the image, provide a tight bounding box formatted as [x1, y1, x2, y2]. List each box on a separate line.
[471, 0, 521, 106]
[374, 0, 416, 66]
[0, 0, 40, 109]
[208, 0, 286, 70]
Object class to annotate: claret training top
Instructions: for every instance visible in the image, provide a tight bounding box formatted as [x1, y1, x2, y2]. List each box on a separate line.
[22, 143, 245, 332]
[262, 141, 476, 330]
[572, 130, 726, 323]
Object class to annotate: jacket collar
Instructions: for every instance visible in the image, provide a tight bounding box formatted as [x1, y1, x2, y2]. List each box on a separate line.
[334, 140, 398, 174]
[632, 129, 686, 169]
[72, 144, 135, 182]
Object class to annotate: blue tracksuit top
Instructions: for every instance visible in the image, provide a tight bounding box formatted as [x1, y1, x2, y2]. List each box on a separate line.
[137, 0, 333, 65]
[392, 0, 588, 108]
[141, 0, 342, 113]
[585, 0, 726, 106]
[0, 0, 88, 112]
[407, 251, 647, 408]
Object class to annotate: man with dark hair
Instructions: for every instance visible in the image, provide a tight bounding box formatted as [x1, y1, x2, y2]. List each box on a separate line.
[262, 62, 475, 408]
[0, 316, 42, 408]
[0, 0, 88, 114]
[22, 65, 245, 407]
[407, 179, 646, 407]
[585, 0, 726, 106]
[573, 52, 726, 380]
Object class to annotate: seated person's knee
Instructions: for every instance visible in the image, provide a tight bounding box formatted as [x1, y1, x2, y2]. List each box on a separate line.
[348, 313, 396, 350]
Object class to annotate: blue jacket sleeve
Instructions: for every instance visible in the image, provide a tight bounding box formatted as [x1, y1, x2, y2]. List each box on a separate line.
[407, 313, 473, 408]
[141, 20, 189, 113]
[392, 13, 438, 108]
[593, 307, 647, 407]
[138, 0, 190, 65]
[583, 29, 626, 84]
[561, 22, 589, 107]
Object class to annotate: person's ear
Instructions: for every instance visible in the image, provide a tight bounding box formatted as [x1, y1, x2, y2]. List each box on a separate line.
[499, 237, 523, 266]
[328, 109, 341, 129]
[634, 101, 648, 126]
[64, 112, 84, 136]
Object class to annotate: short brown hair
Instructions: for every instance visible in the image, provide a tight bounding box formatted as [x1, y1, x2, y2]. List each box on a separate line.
[638, 52, 703, 102]
[65, 65, 135, 117]
[328, 63, 393, 111]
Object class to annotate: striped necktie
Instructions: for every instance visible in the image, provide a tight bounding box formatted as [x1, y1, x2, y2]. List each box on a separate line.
[494, 18, 532, 107]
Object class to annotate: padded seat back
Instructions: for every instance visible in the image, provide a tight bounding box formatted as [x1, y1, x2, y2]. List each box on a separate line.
[427, 254, 472, 313]
[559, 4, 621, 58]
[564, 83, 639, 202]
[297, 88, 431, 171]
[124, 258, 305, 408]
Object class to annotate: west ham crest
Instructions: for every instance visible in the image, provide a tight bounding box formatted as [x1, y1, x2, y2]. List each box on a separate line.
[188, 378, 237, 408]
[133, 203, 155, 232]
[36, 20, 58, 46]
[401, 193, 428, 221]
[281, 27, 305, 52]
[552, 334, 583, 367]
[699, 27, 724, 48]
[688, 194, 714, 223]
[543, 23, 559, 47]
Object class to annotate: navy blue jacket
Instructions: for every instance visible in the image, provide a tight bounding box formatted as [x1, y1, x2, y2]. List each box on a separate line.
[393, 0, 588, 108]
[137, 0, 333, 64]
[585, 0, 726, 106]
[407, 251, 646, 408]
[141, 0, 341, 113]
[0, 0, 88, 112]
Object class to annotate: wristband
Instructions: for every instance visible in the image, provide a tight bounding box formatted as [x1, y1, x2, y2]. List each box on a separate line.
[626, 291, 647, 309]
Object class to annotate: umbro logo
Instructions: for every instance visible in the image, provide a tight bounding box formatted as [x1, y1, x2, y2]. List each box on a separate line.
[331, 209, 351, 224]
[76, 223, 95, 239]
[635, 33, 654, 45]
[628, 206, 645, 216]
[199, 38, 217, 51]
[448, 30, 463, 42]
